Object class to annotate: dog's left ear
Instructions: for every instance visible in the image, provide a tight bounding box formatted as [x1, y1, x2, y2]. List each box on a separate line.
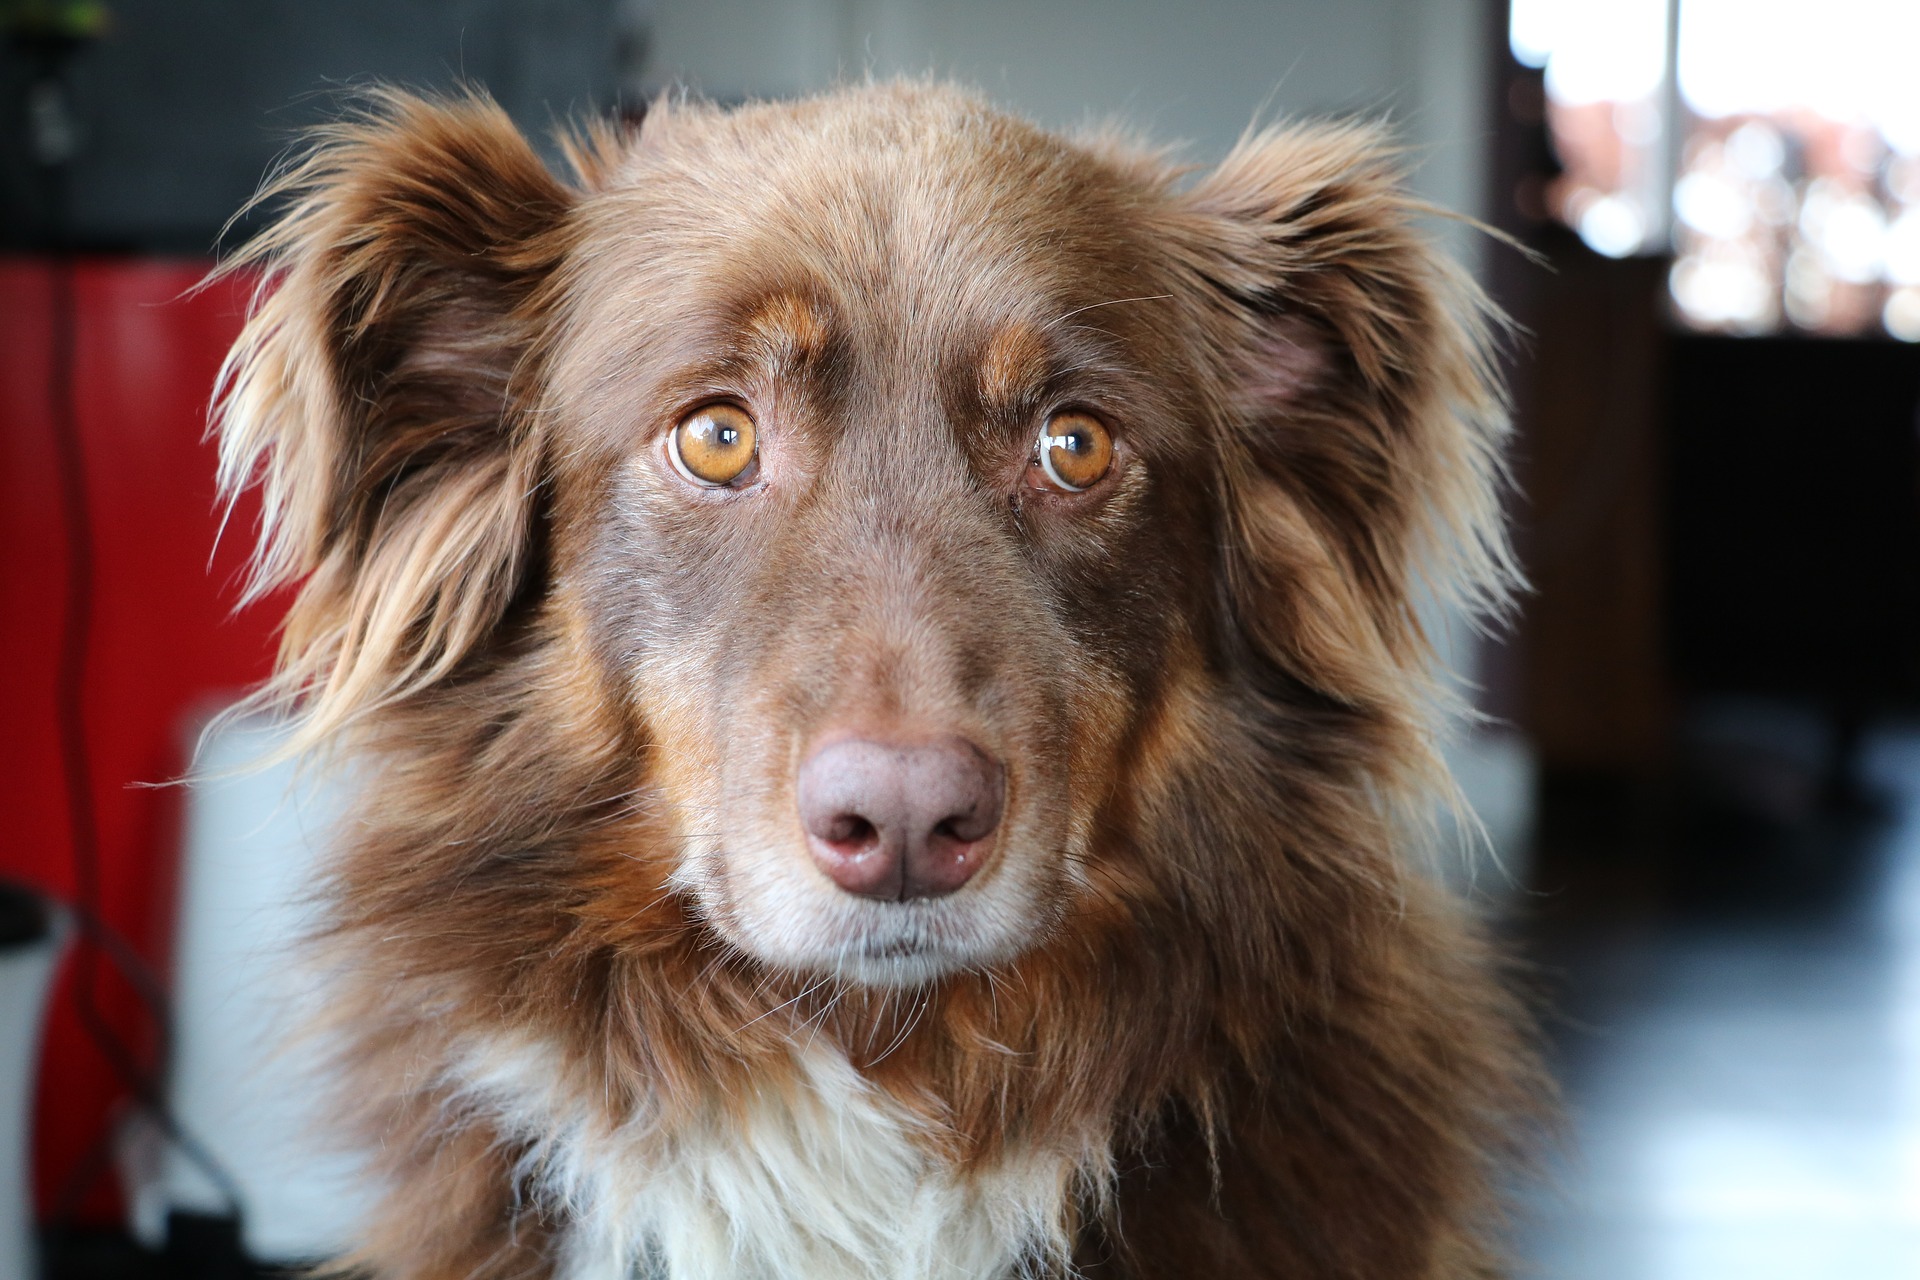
[216, 92, 589, 748]
[1166, 122, 1515, 716]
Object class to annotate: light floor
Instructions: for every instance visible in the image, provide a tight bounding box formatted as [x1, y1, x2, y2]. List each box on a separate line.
[1521, 731, 1920, 1279]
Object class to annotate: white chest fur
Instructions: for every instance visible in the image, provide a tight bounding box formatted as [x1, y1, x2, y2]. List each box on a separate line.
[450, 1035, 1078, 1280]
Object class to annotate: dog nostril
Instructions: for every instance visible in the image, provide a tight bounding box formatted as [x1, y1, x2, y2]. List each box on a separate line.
[824, 813, 877, 849]
[934, 803, 995, 845]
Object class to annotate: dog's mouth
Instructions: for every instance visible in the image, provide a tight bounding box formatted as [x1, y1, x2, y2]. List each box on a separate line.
[844, 923, 985, 986]
[697, 862, 1050, 987]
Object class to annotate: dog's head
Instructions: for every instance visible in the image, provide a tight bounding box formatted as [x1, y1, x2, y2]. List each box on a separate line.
[220, 84, 1508, 989]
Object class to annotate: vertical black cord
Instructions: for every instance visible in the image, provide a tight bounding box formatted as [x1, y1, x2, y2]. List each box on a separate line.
[42, 165, 138, 1139]
[26, 45, 248, 1235]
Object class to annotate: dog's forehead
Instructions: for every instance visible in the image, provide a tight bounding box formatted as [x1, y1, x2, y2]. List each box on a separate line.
[565, 95, 1164, 397]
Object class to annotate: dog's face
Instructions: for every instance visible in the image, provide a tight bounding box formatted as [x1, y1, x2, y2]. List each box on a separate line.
[546, 117, 1222, 983]
[221, 85, 1505, 989]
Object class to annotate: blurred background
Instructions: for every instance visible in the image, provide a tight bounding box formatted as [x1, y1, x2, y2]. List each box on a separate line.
[1, 0, 1916, 1276]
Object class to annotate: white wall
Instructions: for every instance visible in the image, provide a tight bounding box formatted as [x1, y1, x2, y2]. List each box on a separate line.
[637, 0, 1493, 264]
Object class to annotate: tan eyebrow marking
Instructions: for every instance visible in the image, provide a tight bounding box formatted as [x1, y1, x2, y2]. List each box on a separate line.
[741, 290, 835, 372]
[977, 320, 1050, 409]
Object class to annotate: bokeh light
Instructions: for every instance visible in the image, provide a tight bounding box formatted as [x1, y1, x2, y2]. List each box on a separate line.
[1519, 0, 1920, 338]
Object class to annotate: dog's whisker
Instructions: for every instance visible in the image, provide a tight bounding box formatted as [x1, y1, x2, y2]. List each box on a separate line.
[1044, 293, 1175, 328]
[732, 973, 831, 1037]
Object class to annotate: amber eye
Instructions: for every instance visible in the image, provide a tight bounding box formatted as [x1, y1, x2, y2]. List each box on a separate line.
[669, 403, 758, 487]
[1034, 411, 1114, 492]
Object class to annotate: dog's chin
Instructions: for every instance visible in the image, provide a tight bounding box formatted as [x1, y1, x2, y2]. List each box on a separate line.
[685, 858, 1052, 989]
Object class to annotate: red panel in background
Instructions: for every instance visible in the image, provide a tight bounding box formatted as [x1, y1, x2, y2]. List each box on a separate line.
[0, 257, 282, 1223]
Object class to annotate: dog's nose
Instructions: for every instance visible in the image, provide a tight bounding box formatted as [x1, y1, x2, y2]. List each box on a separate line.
[797, 735, 1005, 900]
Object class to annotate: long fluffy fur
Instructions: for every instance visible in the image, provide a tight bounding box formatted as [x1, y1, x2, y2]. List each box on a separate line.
[216, 82, 1542, 1279]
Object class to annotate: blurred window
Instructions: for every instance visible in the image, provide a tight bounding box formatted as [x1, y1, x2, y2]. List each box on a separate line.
[1511, 0, 1920, 339]
[1511, 0, 1675, 260]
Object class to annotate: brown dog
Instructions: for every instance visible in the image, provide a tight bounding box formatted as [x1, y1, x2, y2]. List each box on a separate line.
[216, 81, 1538, 1279]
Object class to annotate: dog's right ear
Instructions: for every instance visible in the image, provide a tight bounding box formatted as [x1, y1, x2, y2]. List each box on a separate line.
[1159, 122, 1515, 725]
[216, 91, 584, 748]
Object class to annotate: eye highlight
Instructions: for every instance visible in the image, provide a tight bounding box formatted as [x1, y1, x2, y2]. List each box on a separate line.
[669, 403, 758, 487]
[1032, 411, 1114, 493]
